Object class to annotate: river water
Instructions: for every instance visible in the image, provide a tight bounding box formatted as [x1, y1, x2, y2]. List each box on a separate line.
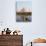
[16, 15, 32, 22]
[33, 43, 46, 46]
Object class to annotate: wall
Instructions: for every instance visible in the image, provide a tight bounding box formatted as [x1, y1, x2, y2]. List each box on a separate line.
[32, 0, 46, 39]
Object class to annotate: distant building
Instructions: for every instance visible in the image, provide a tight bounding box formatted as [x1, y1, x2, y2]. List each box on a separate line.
[16, 8, 32, 15]
[16, 8, 32, 22]
[0, 28, 23, 46]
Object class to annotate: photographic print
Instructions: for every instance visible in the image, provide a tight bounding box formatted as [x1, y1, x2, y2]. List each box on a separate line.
[16, 1, 32, 22]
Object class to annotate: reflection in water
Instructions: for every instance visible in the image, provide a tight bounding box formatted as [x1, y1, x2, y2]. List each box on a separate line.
[16, 15, 32, 22]
[33, 43, 46, 46]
